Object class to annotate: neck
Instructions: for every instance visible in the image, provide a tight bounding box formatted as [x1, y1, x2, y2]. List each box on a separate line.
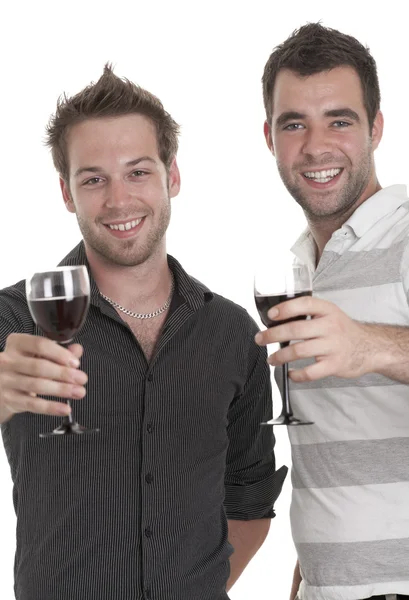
[308, 176, 382, 263]
[85, 242, 173, 312]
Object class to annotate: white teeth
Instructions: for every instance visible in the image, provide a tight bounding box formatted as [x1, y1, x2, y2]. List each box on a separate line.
[304, 168, 341, 182]
[108, 218, 143, 231]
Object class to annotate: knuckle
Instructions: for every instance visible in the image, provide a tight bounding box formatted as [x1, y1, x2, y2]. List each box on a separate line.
[25, 397, 39, 412]
[37, 337, 50, 355]
[292, 344, 302, 359]
[303, 368, 314, 382]
[30, 358, 44, 377]
[43, 402, 58, 415]
[62, 366, 74, 382]
[2, 389, 13, 404]
[60, 383, 75, 397]
[30, 379, 45, 394]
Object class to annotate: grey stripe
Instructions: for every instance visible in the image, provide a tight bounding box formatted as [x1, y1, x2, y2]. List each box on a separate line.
[275, 359, 400, 390]
[297, 537, 409, 586]
[313, 239, 406, 291]
[292, 437, 409, 489]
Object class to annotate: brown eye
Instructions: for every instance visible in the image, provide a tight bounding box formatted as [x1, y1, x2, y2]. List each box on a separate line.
[84, 177, 102, 185]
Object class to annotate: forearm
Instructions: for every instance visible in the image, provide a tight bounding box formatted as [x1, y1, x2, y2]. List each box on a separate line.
[290, 560, 301, 600]
[226, 518, 270, 591]
[362, 323, 409, 383]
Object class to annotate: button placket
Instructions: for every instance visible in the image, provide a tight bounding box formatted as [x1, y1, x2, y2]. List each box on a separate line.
[144, 526, 153, 538]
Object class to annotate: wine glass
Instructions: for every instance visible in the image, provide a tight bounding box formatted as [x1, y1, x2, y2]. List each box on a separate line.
[254, 261, 314, 426]
[26, 265, 99, 437]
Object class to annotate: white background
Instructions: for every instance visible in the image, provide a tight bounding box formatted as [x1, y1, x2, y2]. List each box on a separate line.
[0, 1, 407, 598]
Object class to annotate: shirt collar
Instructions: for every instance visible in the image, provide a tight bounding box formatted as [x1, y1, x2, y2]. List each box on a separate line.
[58, 241, 213, 312]
[291, 185, 409, 267]
[291, 229, 317, 271]
[344, 184, 408, 238]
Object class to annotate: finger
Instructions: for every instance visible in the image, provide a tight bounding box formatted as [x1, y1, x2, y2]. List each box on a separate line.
[267, 296, 335, 322]
[6, 334, 80, 368]
[5, 392, 72, 417]
[288, 360, 335, 382]
[67, 344, 84, 361]
[8, 356, 88, 385]
[268, 339, 332, 366]
[256, 318, 324, 346]
[2, 372, 86, 400]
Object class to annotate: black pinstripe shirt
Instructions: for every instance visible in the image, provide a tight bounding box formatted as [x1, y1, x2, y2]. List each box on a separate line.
[0, 242, 287, 600]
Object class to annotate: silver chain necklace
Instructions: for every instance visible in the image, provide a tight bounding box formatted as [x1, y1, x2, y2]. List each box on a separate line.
[100, 276, 175, 320]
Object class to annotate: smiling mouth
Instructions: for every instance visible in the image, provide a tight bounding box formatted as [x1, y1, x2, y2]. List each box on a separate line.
[303, 168, 343, 183]
[105, 217, 144, 231]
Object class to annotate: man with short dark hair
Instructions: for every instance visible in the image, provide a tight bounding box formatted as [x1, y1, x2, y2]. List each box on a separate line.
[257, 23, 409, 600]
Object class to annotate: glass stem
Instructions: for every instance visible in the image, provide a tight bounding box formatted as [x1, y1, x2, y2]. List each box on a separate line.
[59, 342, 75, 425]
[63, 400, 74, 425]
[281, 342, 293, 418]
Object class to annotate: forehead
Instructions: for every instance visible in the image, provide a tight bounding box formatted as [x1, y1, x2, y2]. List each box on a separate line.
[272, 66, 366, 117]
[66, 114, 159, 162]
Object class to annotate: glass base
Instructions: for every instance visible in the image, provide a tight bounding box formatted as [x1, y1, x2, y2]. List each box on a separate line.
[261, 415, 314, 426]
[40, 422, 100, 437]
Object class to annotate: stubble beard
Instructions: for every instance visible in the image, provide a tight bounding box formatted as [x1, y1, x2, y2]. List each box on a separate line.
[277, 147, 373, 221]
[76, 198, 171, 267]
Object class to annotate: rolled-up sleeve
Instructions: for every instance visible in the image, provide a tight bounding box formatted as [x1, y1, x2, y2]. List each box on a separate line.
[224, 326, 288, 521]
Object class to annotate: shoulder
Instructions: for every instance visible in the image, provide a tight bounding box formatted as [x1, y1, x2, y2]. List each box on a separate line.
[205, 292, 261, 336]
[0, 279, 27, 307]
[0, 279, 33, 336]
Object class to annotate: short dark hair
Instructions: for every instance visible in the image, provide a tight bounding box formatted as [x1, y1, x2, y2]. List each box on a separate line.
[262, 22, 381, 130]
[46, 63, 180, 181]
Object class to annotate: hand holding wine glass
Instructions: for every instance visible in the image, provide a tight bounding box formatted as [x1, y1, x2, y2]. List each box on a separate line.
[0, 335, 87, 425]
[257, 294, 380, 382]
[254, 260, 314, 426]
[25, 265, 98, 437]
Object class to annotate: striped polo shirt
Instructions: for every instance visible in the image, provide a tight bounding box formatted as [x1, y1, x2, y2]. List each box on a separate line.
[285, 184, 409, 599]
[0, 243, 288, 600]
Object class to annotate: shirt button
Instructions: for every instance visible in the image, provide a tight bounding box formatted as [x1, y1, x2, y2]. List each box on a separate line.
[146, 423, 154, 434]
[145, 526, 153, 538]
[145, 473, 153, 484]
[147, 372, 153, 382]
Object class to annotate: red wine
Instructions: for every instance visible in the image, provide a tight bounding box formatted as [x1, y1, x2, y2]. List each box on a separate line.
[254, 290, 312, 328]
[28, 296, 89, 343]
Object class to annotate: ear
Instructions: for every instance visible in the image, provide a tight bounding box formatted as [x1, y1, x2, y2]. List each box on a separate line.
[263, 121, 275, 156]
[60, 178, 76, 213]
[168, 158, 181, 199]
[371, 110, 384, 151]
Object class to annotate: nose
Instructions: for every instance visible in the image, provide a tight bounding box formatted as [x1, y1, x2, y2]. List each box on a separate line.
[104, 179, 132, 208]
[301, 125, 333, 158]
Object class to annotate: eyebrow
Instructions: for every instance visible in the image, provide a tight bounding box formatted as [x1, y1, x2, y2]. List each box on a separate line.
[73, 156, 157, 178]
[275, 107, 361, 129]
[325, 108, 360, 122]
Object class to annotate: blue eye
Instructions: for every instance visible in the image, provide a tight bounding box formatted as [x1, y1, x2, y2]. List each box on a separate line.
[284, 123, 304, 131]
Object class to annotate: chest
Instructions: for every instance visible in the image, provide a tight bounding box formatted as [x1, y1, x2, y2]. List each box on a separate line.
[121, 312, 168, 361]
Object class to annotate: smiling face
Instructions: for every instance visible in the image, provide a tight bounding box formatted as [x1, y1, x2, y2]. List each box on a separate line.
[264, 66, 383, 220]
[60, 114, 180, 267]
